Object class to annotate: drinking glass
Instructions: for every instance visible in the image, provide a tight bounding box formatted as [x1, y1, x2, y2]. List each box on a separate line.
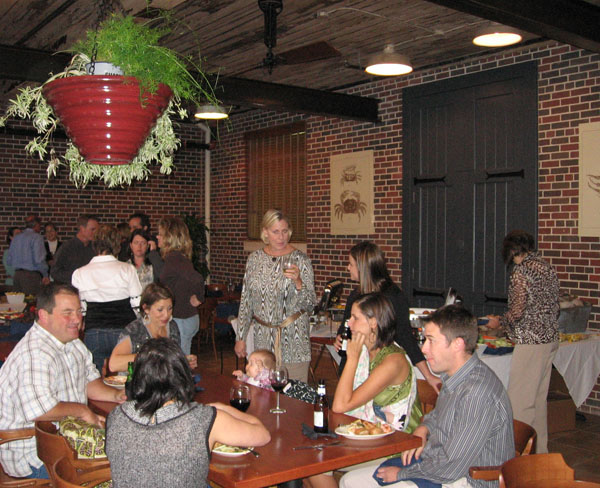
[230, 384, 251, 412]
[282, 255, 294, 277]
[269, 367, 289, 414]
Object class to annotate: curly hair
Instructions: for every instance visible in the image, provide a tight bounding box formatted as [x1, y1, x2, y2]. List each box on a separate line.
[158, 217, 192, 259]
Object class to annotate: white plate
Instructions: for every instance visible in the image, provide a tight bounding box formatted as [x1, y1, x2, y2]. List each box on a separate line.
[334, 426, 394, 440]
[0, 303, 27, 313]
[212, 446, 251, 457]
[103, 377, 126, 389]
[409, 308, 436, 320]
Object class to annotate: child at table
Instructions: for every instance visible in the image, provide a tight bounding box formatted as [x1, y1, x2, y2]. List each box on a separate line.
[233, 349, 275, 390]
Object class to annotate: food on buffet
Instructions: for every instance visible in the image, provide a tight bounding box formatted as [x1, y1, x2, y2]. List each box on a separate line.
[337, 419, 393, 436]
[559, 332, 589, 343]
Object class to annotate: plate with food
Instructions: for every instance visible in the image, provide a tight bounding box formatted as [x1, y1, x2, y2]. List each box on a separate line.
[103, 376, 127, 389]
[335, 419, 394, 440]
[212, 442, 251, 457]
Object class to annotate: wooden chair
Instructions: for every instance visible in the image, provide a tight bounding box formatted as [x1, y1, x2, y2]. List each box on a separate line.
[499, 453, 574, 488]
[470, 419, 537, 481]
[197, 297, 218, 360]
[34, 422, 109, 486]
[0, 428, 51, 487]
[53, 457, 111, 488]
[416, 379, 438, 415]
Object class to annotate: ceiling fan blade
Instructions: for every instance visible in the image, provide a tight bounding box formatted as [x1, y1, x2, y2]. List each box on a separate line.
[277, 41, 341, 65]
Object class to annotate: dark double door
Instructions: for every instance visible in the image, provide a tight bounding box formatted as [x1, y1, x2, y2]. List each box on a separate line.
[402, 62, 538, 316]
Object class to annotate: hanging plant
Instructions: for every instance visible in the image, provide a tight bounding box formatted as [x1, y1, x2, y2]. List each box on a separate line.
[0, 14, 219, 188]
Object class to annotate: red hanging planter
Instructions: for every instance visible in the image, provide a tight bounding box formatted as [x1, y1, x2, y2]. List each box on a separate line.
[42, 76, 173, 165]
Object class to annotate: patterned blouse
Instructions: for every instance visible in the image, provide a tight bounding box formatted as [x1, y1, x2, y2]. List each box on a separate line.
[499, 252, 560, 344]
[237, 248, 316, 363]
[128, 259, 154, 291]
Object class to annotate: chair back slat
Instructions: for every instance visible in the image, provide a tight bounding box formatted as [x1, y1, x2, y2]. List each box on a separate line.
[499, 453, 574, 488]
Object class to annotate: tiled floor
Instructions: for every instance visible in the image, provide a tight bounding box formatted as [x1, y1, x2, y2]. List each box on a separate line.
[197, 337, 600, 483]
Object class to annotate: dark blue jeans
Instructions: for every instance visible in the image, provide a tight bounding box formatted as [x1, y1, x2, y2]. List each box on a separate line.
[84, 328, 123, 374]
[28, 463, 50, 479]
[373, 457, 442, 488]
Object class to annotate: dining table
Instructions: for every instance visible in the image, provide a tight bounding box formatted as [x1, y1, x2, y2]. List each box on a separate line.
[90, 374, 421, 488]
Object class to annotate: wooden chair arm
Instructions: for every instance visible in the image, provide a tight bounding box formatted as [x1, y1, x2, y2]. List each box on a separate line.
[469, 465, 501, 480]
[0, 428, 36, 446]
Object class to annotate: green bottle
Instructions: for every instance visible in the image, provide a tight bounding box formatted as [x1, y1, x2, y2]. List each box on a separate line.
[125, 362, 134, 399]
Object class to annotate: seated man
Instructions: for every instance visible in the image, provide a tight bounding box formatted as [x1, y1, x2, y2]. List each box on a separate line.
[341, 305, 514, 488]
[0, 283, 125, 479]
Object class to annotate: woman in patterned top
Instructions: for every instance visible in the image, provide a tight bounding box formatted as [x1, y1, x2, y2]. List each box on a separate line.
[108, 283, 197, 373]
[487, 230, 560, 453]
[127, 229, 159, 291]
[235, 209, 317, 382]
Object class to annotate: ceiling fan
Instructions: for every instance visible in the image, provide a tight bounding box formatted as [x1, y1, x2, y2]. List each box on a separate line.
[241, 0, 341, 75]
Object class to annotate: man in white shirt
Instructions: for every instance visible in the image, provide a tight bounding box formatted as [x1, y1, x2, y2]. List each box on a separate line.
[0, 283, 125, 479]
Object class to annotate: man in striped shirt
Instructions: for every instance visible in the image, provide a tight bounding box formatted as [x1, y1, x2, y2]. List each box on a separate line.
[0, 283, 125, 479]
[341, 305, 514, 488]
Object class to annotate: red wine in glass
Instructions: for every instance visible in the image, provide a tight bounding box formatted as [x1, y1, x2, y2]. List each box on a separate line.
[230, 398, 251, 412]
[271, 380, 287, 393]
[269, 367, 289, 413]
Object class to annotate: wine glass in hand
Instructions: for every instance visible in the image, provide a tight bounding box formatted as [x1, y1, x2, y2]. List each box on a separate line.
[230, 385, 251, 412]
[269, 367, 289, 414]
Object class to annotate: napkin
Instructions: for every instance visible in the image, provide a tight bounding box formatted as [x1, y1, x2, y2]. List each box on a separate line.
[301, 422, 338, 440]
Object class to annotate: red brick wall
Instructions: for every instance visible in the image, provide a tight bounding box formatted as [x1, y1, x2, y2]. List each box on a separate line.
[208, 40, 600, 414]
[1, 39, 599, 413]
[0, 122, 206, 249]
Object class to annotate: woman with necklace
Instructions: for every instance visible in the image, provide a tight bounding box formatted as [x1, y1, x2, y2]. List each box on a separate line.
[109, 283, 197, 373]
[126, 229, 159, 291]
[235, 209, 316, 381]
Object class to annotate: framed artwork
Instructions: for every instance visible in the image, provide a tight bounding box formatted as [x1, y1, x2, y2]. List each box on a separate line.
[330, 150, 375, 235]
[579, 122, 600, 237]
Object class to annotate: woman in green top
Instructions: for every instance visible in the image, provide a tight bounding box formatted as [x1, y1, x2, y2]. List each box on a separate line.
[306, 293, 422, 488]
[333, 292, 422, 433]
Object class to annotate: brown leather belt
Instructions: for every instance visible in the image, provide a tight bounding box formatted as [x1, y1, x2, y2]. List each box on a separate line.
[252, 310, 305, 367]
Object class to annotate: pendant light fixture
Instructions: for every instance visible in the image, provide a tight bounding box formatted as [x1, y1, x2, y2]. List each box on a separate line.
[194, 104, 229, 120]
[473, 24, 522, 47]
[365, 44, 413, 76]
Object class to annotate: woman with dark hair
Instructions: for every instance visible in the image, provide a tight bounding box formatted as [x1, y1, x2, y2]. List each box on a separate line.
[106, 338, 270, 487]
[108, 283, 197, 373]
[335, 241, 441, 392]
[306, 293, 422, 488]
[126, 229, 159, 290]
[487, 230, 560, 453]
[72, 225, 142, 374]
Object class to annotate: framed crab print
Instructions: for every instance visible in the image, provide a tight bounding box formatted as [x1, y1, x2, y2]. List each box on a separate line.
[330, 150, 375, 235]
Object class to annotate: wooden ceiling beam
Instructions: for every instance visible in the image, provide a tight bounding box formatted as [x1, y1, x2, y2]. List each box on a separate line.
[0, 44, 380, 124]
[424, 0, 600, 53]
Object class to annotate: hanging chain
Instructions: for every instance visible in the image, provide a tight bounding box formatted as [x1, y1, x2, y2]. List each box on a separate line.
[89, 0, 123, 74]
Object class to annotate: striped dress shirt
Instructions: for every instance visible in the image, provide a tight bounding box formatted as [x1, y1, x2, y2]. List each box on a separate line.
[0, 323, 99, 477]
[398, 354, 514, 487]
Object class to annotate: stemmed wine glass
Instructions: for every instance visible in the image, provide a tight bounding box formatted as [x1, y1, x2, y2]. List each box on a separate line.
[230, 384, 251, 412]
[269, 367, 289, 414]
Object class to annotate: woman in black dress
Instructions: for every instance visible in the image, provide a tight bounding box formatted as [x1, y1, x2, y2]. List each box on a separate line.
[335, 241, 441, 392]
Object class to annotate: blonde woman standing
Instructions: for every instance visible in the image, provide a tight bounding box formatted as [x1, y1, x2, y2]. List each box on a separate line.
[235, 210, 316, 381]
[155, 217, 205, 355]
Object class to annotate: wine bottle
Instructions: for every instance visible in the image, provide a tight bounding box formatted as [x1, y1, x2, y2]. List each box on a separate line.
[125, 361, 134, 399]
[339, 321, 350, 358]
[314, 379, 329, 433]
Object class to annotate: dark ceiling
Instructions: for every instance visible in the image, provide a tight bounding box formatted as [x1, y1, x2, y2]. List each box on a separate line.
[1, 0, 599, 123]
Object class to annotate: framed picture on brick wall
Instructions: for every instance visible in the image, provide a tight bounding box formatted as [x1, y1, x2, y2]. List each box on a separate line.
[330, 150, 375, 235]
[579, 121, 600, 237]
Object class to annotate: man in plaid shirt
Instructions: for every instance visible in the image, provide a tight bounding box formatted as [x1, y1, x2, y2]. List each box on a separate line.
[0, 283, 125, 479]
